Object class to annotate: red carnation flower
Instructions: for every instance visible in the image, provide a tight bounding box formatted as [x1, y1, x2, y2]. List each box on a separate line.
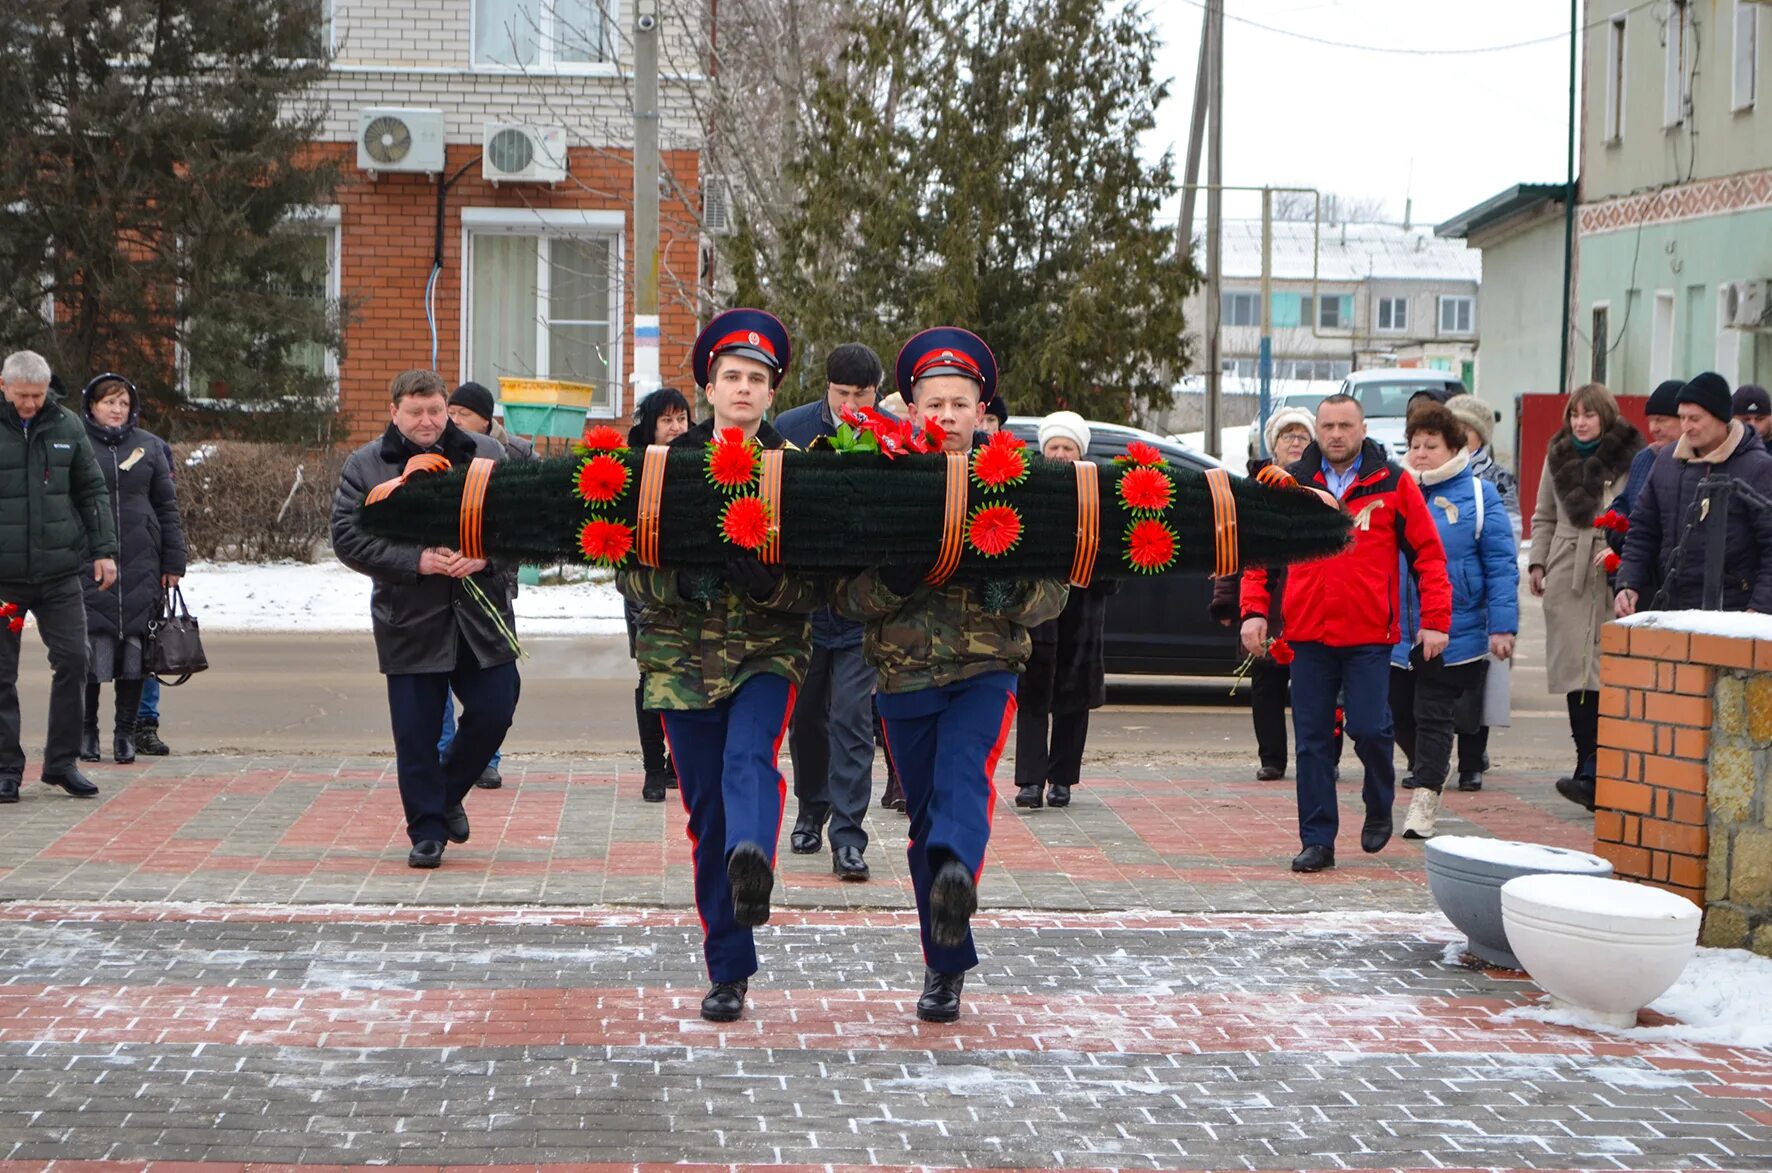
[1593, 509, 1630, 534]
[706, 428, 760, 491]
[966, 503, 1023, 557]
[1601, 549, 1622, 574]
[972, 435, 1029, 490]
[1268, 637, 1295, 665]
[0, 602, 15, 618]
[1118, 466, 1174, 513]
[1124, 518, 1177, 573]
[1118, 441, 1163, 468]
[577, 518, 634, 567]
[575, 454, 630, 505]
[720, 494, 775, 550]
[6, 616, 21, 634]
[921, 417, 947, 449]
[582, 425, 627, 451]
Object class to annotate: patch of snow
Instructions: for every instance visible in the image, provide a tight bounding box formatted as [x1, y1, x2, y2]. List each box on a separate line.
[1429, 835, 1608, 872]
[882, 1065, 1036, 1096]
[1501, 873, 1701, 921]
[180, 559, 625, 635]
[1616, 609, 1772, 641]
[1585, 1064, 1692, 1090]
[1501, 946, 1772, 1049]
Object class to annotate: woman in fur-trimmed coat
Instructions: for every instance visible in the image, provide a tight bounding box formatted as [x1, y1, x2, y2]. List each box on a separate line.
[1527, 383, 1642, 794]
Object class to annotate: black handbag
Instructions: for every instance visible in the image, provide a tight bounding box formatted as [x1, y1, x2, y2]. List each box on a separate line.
[146, 585, 208, 685]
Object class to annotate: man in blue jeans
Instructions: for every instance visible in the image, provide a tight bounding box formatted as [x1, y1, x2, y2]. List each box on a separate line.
[1239, 395, 1450, 873]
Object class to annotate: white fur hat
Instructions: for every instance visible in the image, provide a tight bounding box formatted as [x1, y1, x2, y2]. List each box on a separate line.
[1039, 410, 1092, 455]
[1443, 393, 1494, 447]
[1263, 406, 1315, 454]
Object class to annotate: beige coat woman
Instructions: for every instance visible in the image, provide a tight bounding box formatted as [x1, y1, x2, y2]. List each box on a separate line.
[1529, 414, 1643, 694]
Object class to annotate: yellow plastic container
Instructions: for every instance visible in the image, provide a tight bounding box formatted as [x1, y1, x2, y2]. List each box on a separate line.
[497, 377, 600, 409]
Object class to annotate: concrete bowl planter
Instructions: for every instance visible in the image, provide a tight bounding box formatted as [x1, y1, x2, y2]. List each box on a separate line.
[1423, 836, 1613, 969]
[1501, 873, 1701, 1028]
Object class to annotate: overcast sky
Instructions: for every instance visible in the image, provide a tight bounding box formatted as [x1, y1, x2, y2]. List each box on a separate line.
[1144, 0, 1581, 230]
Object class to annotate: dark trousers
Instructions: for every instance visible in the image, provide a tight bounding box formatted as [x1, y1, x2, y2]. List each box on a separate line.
[1289, 642, 1394, 850]
[1250, 658, 1291, 770]
[788, 644, 876, 851]
[660, 673, 796, 984]
[1388, 657, 1488, 794]
[877, 671, 1017, 975]
[1016, 706, 1089, 789]
[385, 645, 519, 844]
[85, 679, 145, 736]
[634, 681, 671, 776]
[1566, 690, 1599, 778]
[0, 575, 90, 779]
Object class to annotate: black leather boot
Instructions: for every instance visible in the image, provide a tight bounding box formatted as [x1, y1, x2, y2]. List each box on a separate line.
[113, 726, 136, 765]
[701, 979, 747, 1022]
[929, 860, 977, 948]
[80, 681, 100, 762]
[726, 842, 774, 926]
[916, 968, 965, 1023]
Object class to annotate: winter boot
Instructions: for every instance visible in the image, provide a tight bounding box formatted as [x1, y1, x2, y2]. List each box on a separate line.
[113, 679, 144, 765]
[134, 720, 171, 756]
[1401, 788, 1441, 839]
[113, 722, 137, 765]
[79, 682, 101, 763]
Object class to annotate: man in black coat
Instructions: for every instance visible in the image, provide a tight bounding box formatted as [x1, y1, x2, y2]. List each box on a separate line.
[1617, 371, 1772, 616]
[331, 369, 519, 868]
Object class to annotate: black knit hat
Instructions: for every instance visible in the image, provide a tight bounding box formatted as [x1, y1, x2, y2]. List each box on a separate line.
[1678, 371, 1733, 423]
[1732, 384, 1771, 418]
[448, 381, 496, 422]
[1645, 379, 1685, 418]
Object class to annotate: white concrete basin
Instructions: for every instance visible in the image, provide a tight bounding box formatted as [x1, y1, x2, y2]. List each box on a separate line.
[1423, 836, 1613, 969]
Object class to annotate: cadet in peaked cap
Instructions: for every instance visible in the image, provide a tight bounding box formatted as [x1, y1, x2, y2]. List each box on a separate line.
[617, 306, 818, 1026]
[836, 326, 1068, 1025]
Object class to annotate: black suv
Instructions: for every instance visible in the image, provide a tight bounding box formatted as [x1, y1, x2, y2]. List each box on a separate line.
[1003, 417, 1242, 677]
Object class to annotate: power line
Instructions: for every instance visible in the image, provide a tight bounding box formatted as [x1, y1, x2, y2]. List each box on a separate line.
[1171, 0, 1658, 57]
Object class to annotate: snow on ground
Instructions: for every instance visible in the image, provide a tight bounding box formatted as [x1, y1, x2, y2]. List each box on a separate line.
[1175, 425, 1253, 464]
[180, 560, 626, 636]
[1619, 608, 1772, 641]
[1501, 946, 1772, 1049]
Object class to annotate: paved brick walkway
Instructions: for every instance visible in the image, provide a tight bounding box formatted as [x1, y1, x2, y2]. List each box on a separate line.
[3, 757, 1768, 1171]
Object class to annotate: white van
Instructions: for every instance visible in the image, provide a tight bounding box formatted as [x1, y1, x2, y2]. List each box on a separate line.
[1336, 369, 1467, 460]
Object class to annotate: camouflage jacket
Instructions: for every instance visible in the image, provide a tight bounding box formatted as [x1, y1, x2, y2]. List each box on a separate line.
[835, 573, 1070, 694]
[618, 567, 820, 710]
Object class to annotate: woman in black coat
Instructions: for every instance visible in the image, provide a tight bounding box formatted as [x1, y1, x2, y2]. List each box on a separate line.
[79, 375, 187, 764]
[625, 387, 693, 801]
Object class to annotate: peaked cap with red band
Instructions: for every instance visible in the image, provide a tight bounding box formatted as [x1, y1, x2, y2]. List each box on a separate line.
[693, 308, 792, 390]
[896, 327, 998, 403]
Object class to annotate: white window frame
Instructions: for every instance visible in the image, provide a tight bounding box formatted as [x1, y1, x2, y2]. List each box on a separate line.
[1735, 0, 1758, 112]
[1590, 300, 1611, 385]
[1437, 295, 1474, 336]
[1650, 288, 1677, 385]
[1665, 1, 1691, 129]
[459, 207, 627, 419]
[1317, 294, 1350, 330]
[1716, 283, 1744, 378]
[1375, 295, 1408, 333]
[1606, 15, 1628, 143]
[1220, 291, 1258, 328]
[470, 0, 620, 75]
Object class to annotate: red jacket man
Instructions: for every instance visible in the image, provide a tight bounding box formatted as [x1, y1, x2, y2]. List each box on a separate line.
[1239, 394, 1451, 873]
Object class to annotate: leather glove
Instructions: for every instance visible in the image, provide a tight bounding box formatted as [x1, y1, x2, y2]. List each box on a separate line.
[878, 562, 928, 597]
[724, 555, 783, 600]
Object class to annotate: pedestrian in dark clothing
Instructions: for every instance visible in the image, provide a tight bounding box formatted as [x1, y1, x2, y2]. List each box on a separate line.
[1733, 383, 1772, 443]
[331, 369, 519, 869]
[1016, 411, 1115, 810]
[774, 343, 885, 880]
[1617, 371, 1772, 622]
[624, 386, 694, 802]
[1241, 394, 1451, 874]
[134, 431, 179, 758]
[77, 375, 187, 765]
[0, 350, 119, 803]
[1607, 380, 1685, 526]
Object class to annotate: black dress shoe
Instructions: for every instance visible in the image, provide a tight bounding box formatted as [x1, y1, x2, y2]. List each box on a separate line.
[1361, 808, 1393, 854]
[929, 860, 977, 948]
[1255, 765, 1284, 781]
[916, 967, 965, 1023]
[407, 840, 444, 868]
[700, 978, 747, 1022]
[1555, 774, 1597, 811]
[789, 810, 824, 854]
[641, 772, 668, 802]
[78, 729, 100, 763]
[727, 842, 774, 926]
[1014, 783, 1043, 809]
[832, 844, 870, 881]
[42, 769, 99, 798]
[113, 732, 136, 765]
[474, 766, 502, 790]
[1291, 844, 1335, 872]
[444, 803, 470, 844]
[1456, 771, 1484, 792]
[1399, 772, 1419, 790]
[1046, 782, 1072, 807]
[0, 777, 18, 803]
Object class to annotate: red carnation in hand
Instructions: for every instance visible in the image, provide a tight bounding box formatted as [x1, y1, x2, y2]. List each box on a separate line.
[577, 518, 634, 566]
[1593, 509, 1630, 534]
[575, 454, 630, 505]
[1118, 466, 1174, 514]
[1124, 518, 1178, 573]
[6, 616, 21, 634]
[972, 432, 1029, 490]
[582, 425, 628, 451]
[0, 602, 16, 618]
[1118, 441, 1164, 468]
[1601, 549, 1622, 573]
[720, 494, 775, 550]
[707, 428, 760, 491]
[1268, 637, 1295, 665]
[966, 503, 1023, 557]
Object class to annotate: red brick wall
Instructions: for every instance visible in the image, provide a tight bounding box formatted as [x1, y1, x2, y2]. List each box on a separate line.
[327, 143, 703, 443]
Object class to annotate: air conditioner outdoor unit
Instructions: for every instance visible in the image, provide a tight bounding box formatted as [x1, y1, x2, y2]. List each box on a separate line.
[703, 177, 734, 235]
[482, 124, 568, 184]
[357, 108, 446, 175]
[1725, 279, 1771, 329]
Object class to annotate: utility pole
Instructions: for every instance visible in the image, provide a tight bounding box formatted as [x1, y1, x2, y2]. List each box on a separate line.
[1557, 0, 1577, 395]
[1175, 6, 1211, 253]
[1258, 187, 1273, 458]
[1203, 0, 1224, 458]
[632, 0, 662, 409]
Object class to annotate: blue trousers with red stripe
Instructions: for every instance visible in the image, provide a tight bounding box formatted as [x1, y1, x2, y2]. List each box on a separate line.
[660, 672, 796, 984]
[876, 671, 1017, 975]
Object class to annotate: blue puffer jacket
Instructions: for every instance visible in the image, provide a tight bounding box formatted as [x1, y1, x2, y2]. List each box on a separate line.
[1392, 453, 1519, 669]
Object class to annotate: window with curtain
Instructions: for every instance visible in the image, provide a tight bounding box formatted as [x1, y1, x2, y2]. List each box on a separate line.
[468, 231, 618, 414]
[475, 0, 612, 68]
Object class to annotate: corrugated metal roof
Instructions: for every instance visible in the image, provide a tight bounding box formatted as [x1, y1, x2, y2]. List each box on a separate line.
[1198, 219, 1482, 283]
[1435, 183, 1566, 240]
